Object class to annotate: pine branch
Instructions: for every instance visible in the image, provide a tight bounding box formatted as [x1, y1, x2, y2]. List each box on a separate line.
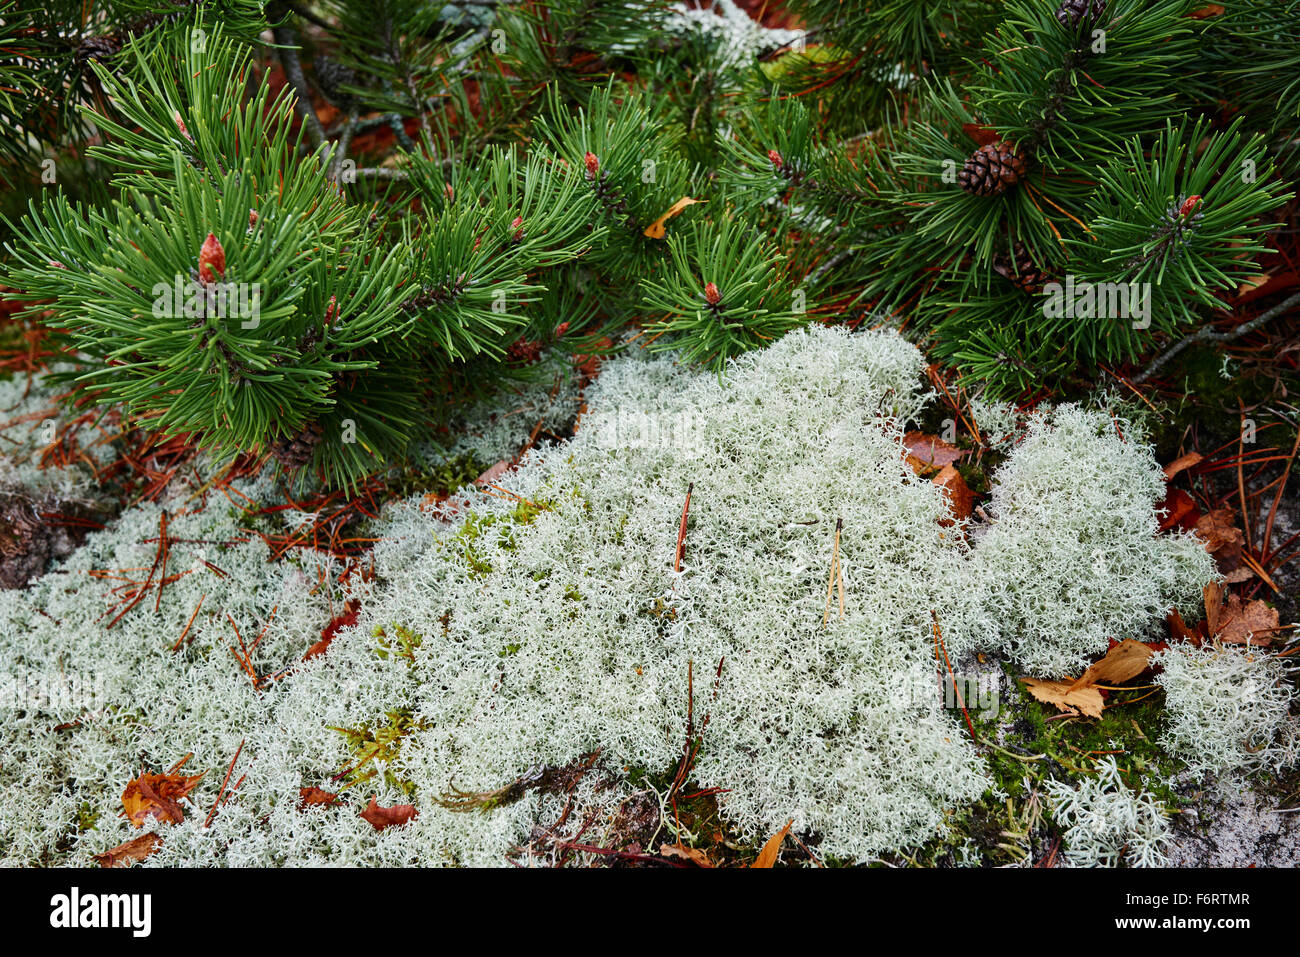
[1133, 291, 1300, 384]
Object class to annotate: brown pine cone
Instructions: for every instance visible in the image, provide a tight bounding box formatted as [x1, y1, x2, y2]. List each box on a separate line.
[1055, 0, 1106, 28]
[957, 141, 1029, 197]
[74, 34, 122, 68]
[993, 242, 1052, 294]
[269, 420, 325, 469]
[505, 338, 543, 366]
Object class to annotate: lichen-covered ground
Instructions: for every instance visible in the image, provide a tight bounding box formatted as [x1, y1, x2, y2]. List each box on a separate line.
[0, 325, 1296, 867]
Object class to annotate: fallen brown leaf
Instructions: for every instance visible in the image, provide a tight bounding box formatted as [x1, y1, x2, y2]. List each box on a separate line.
[1196, 509, 1252, 583]
[903, 431, 966, 472]
[1216, 593, 1280, 646]
[94, 832, 163, 868]
[475, 459, 512, 486]
[1021, 677, 1105, 719]
[1162, 452, 1203, 481]
[932, 465, 975, 525]
[1204, 581, 1224, 636]
[660, 842, 712, 867]
[1167, 608, 1201, 645]
[298, 786, 340, 809]
[121, 768, 205, 828]
[1157, 486, 1198, 532]
[1069, 639, 1155, 690]
[752, 819, 792, 868]
[360, 797, 418, 831]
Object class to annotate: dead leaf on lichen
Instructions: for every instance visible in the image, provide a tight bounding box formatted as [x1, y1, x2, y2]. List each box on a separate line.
[932, 465, 974, 525]
[903, 431, 966, 472]
[1023, 638, 1163, 718]
[360, 797, 417, 831]
[121, 763, 205, 828]
[1195, 509, 1252, 583]
[752, 819, 792, 868]
[1162, 452, 1203, 481]
[94, 832, 163, 868]
[1069, 639, 1155, 690]
[298, 787, 340, 809]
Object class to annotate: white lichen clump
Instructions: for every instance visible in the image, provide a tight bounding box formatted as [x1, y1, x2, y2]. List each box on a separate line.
[0, 325, 1214, 865]
[1155, 642, 1298, 780]
[965, 407, 1211, 676]
[1045, 756, 1171, 867]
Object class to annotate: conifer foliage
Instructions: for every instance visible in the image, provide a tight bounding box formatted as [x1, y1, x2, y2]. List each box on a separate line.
[1, 1, 1298, 487]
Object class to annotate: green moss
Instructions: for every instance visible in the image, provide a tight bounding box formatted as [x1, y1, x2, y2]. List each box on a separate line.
[330, 708, 427, 796]
[386, 451, 490, 500]
[75, 802, 99, 833]
[373, 623, 422, 666]
[444, 496, 557, 578]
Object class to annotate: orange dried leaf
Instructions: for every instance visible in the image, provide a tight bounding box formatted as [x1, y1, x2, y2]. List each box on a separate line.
[1162, 452, 1203, 481]
[299, 786, 340, 809]
[660, 842, 713, 867]
[1069, 639, 1155, 690]
[1216, 594, 1280, 646]
[94, 832, 163, 868]
[903, 431, 966, 471]
[642, 197, 703, 239]
[121, 769, 205, 828]
[752, 819, 792, 868]
[1204, 581, 1224, 636]
[1196, 509, 1253, 583]
[1021, 677, 1105, 719]
[932, 465, 974, 525]
[360, 797, 418, 831]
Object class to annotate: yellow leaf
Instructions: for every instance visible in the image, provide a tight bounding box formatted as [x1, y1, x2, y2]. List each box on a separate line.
[643, 197, 704, 239]
[752, 819, 793, 868]
[1069, 639, 1154, 691]
[1021, 677, 1105, 719]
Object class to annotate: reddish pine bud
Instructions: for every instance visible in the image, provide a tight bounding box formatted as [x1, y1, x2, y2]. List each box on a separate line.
[510, 215, 524, 242]
[768, 149, 783, 169]
[444, 182, 454, 202]
[510, 216, 523, 229]
[324, 295, 337, 325]
[174, 110, 193, 142]
[555, 321, 570, 338]
[48, 260, 66, 269]
[1179, 194, 1202, 217]
[198, 232, 225, 285]
[584, 152, 600, 180]
[248, 208, 259, 228]
[704, 281, 721, 305]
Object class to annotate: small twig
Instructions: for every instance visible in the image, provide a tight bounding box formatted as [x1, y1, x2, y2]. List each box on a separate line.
[822, 518, 844, 626]
[674, 483, 693, 575]
[171, 593, 206, 653]
[1133, 290, 1300, 384]
[353, 167, 410, 181]
[204, 739, 245, 828]
[272, 21, 327, 152]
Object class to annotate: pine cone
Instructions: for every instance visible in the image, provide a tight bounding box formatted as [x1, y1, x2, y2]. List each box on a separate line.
[1055, 0, 1106, 28]
[505, 338, 543, 366]
[315, 56, 358, 108]
[957, 141, 1029, 197]
[269, 420, 325, 470]
[74, 34, 122, 68]
[993, 242, 1052, 294]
